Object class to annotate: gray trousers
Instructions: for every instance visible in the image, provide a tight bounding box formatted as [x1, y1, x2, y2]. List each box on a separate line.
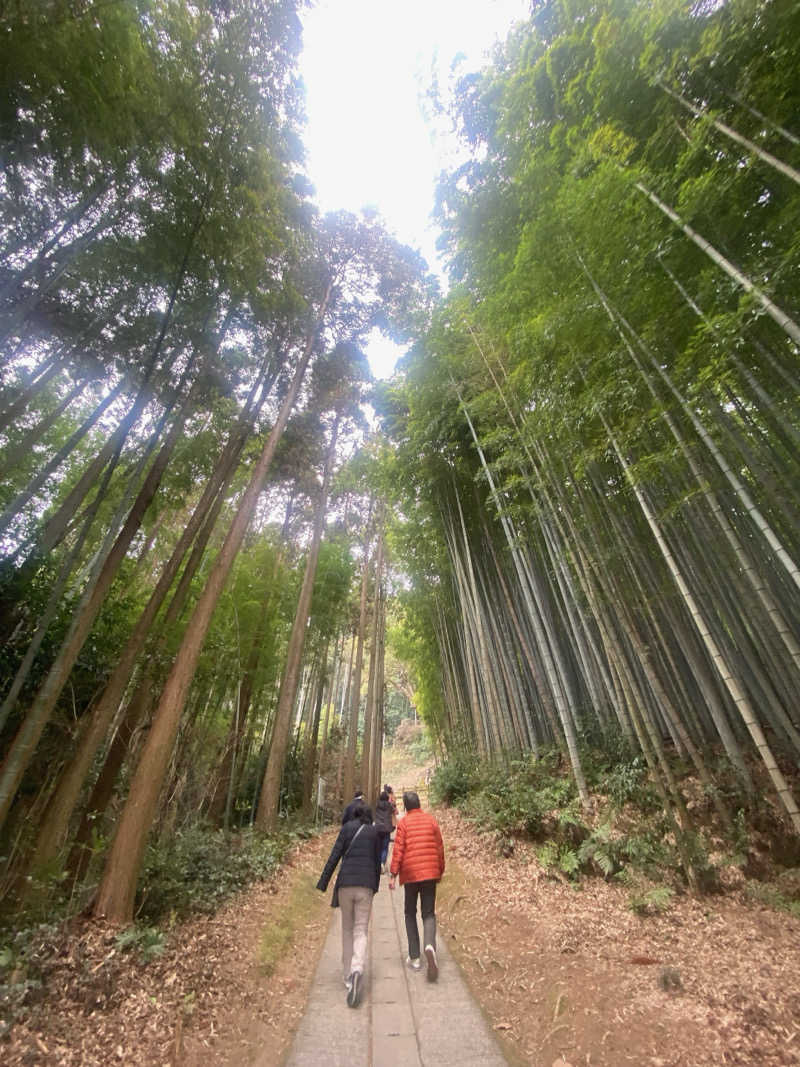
[338, 885, 373, 978]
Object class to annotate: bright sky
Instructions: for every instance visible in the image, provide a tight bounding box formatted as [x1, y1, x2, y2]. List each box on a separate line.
[300, 0, 530, 378]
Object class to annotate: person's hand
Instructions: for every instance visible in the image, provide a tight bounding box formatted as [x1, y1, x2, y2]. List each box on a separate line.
[388, 874, 396, 890]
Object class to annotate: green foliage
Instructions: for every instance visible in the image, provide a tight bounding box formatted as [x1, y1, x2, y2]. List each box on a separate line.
[114, 924, 166, 962]
[577, 822, 621, 877]
[381, 0, 800, 880]
[431, 743, 792, 896]
[431, 752, 479, 806]
[558, 847, 580, 878]
[619, 829, 670, 874]
[744, 880, 800, 919]
[599, 756, 661, 812]
[137, 824, 293, 923]
[628, 885, 674, 916]
[535, 840, 560, 871]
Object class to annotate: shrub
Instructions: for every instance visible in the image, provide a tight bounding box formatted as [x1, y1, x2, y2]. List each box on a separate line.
[577, 822, 622, 877]
[535, 840, 560, 871]
[601, 755, 660, 811]
[137, 824, 292, 923]
[431, 753, 478, 806]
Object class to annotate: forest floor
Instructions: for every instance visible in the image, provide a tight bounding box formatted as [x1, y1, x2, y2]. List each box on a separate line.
[3, 777, 799, 1065]
[1, 832, 335, 1067]
[435, 806, 800, 1067]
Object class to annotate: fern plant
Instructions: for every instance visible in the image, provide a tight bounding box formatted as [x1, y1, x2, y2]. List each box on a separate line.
[114, 924, 166, 962]
[628, 886, 674, 916]
[577, 821, 620, 877]
[559, 847, 580, 877]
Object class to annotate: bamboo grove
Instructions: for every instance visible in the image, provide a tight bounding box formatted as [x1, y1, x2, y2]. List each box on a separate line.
[379, 0, 800, 838]
[0, 1, 429, 923]
[2, 0, 800, 930]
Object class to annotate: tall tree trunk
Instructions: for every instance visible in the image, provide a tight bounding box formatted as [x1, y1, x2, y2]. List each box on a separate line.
[0, 369, 201, 830]
[603, 414, 800, 833]
[343, 510, 373, 803]
[301, 642, 329, 818]
[361, 516, 384, 799]
[255, 413, 340, 831]
[0, 376, 87, 472]
[0, 378, 126, 546]
[93, 287, 331, 922]
[368, 577, 386, 804]
[659, 80, 800, 187]
[634, 181, 800, 347]
[456, 386, 589, 804]
[207, 502, 291, 827]
[29, 415, 250, 867]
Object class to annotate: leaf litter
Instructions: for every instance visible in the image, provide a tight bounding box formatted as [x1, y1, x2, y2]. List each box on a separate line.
[3, 810, 799, 1067]
[2, 832, 334, 1066]
[435, 807, 800, 1067]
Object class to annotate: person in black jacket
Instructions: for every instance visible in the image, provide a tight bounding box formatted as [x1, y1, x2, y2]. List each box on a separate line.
[316, 802, 381, 1008]
[373, 791, 394, 873]
[341, 788, 364, 824]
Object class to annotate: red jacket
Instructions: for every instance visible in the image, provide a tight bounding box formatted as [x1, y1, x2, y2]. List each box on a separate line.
[390, 808, 445, 885]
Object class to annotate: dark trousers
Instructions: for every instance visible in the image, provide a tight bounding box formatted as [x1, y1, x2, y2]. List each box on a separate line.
[378, 831, 390, 865]
[403, 879, 437, 960]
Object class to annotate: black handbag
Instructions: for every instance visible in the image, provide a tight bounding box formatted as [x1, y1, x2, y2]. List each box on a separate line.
[331, 824, 364, 908]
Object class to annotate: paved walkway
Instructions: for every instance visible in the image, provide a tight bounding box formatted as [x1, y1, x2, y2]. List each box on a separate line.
[281, 866, 509, 1067]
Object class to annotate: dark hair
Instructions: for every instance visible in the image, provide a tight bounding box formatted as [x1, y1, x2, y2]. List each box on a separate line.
[384, 784, 393, 793]
[350, 802, 372, 824]
[402, 790, 420, 810]
[379, 790, 390, 803]
[353, 788, 363, 798]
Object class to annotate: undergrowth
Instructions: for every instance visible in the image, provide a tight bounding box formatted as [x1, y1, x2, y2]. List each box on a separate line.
[430, 739, 800, 915]
[136, 822, 309, 924]
[0, 820, 318, 1031]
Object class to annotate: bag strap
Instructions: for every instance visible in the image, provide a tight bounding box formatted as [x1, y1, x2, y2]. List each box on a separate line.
[343, 823, 364, 858]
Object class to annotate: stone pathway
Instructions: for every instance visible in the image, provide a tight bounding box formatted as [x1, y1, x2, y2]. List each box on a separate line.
[279, 868, 509, 1067]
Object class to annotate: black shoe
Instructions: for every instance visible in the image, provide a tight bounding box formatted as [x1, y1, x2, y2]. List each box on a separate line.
[347, 971, 361, 1007]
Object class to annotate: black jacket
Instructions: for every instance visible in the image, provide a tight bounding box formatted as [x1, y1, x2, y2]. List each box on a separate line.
[373, 798, 394, 834]
[341, 797, 364, 824]
[317, 820, 381, 904]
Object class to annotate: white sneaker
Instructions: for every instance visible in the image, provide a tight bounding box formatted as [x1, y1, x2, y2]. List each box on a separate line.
[424, 944, 438, 982]
[406, 956, 422, 970]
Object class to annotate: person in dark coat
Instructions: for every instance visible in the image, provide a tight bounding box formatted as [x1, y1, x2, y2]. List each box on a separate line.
[373, 790, 394, 873]
[317, 802, 381, 1008]
[341, 788, 364, 824]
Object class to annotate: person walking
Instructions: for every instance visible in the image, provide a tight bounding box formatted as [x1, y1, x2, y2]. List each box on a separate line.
[341, 788, 364, 824]
[373, 790, 394, 873]
[388, 790, 445, 982]
[317, 801, 381, 1007]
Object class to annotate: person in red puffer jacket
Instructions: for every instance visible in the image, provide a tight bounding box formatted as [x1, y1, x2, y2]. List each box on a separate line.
[388, 790, 445, 982]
